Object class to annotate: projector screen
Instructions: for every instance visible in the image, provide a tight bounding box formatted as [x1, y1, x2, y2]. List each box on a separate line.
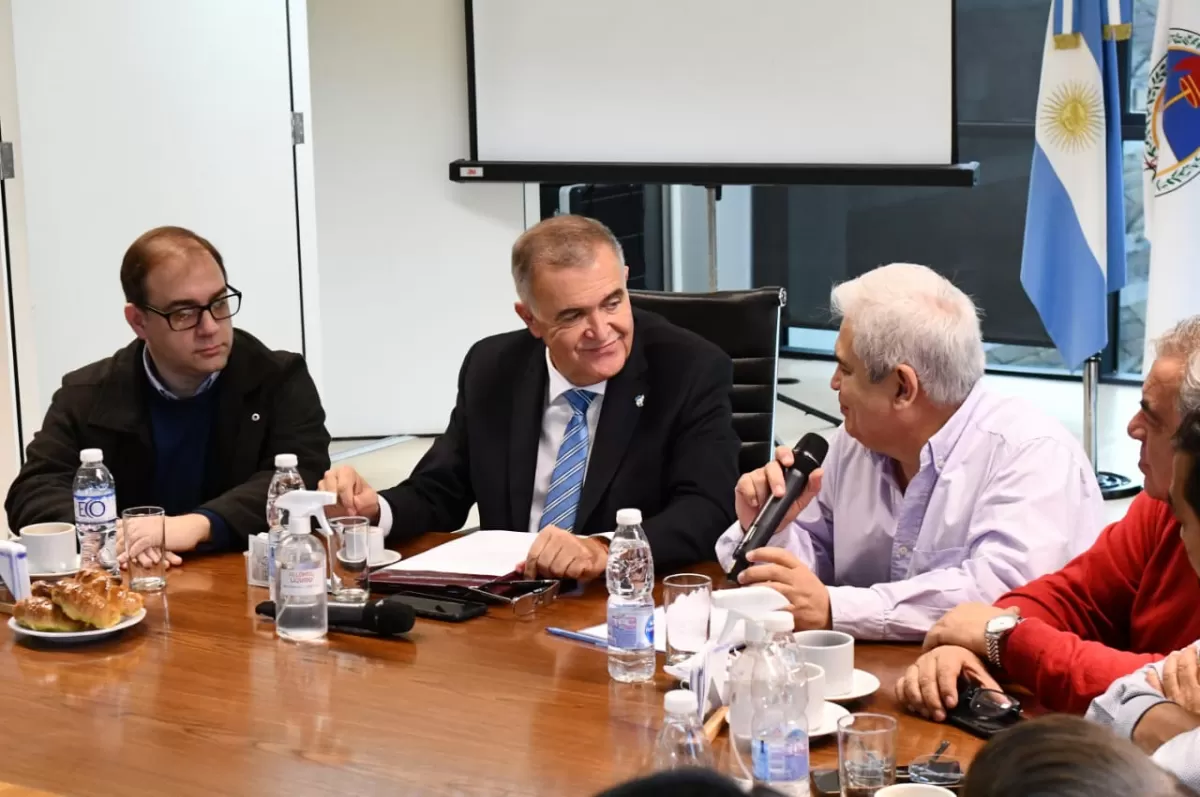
[469, 0, 955, 167]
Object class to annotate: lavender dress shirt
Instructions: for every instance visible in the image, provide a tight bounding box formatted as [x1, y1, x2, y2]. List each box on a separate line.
[716, 385, 1106, 641]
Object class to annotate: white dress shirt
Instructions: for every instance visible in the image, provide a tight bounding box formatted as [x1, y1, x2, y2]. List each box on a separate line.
[377, 349, 606, 535]
[527, 350, 607, 533]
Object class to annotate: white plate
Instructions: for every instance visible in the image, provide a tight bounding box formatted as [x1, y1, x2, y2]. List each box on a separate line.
[369, 550, 402, 568]
[809, 701, 852, 739]
[826, 668, 881, 703]
[8, 608, 146, 642]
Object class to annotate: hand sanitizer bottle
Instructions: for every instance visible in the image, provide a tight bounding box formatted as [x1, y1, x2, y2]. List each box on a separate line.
[273, 490, 336, 642]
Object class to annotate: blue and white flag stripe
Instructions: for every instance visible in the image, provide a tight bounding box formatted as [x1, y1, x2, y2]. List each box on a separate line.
[1055, 0, 1080, 37]
[1105, 0, 1133, 38]
[1020, 0, 1127, 369]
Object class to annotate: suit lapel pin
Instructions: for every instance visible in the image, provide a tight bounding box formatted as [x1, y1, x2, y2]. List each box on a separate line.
[634, 394, 644, 408]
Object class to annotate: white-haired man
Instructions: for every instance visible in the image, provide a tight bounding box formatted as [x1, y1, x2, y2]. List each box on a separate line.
[717, 263, 1105, 640]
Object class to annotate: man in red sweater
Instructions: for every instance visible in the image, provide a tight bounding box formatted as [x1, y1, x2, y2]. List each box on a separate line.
[896, 317, 1200, 718]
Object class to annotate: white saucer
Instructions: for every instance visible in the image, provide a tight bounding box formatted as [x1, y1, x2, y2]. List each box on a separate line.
[9, 608, 146, 643]
[29, 556, 81, 580]
[369, 550, 402, 569]
[809, 701, 852, 738]
[825, 669, 881, 703]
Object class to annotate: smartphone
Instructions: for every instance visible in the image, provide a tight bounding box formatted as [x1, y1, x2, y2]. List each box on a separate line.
[385, 592, 487, 623]
[945, 707, 1021, 739]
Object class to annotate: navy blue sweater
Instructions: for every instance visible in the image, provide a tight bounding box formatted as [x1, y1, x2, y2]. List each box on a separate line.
[146, 385, 232, 550]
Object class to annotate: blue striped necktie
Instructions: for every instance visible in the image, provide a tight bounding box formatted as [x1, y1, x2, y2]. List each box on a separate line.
[539, 388, 597, 532]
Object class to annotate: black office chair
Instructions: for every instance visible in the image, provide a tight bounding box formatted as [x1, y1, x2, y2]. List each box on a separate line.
[629, 287, 784, 475]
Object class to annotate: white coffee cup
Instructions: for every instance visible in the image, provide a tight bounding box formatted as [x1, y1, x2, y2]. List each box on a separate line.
[368, 526, 386, 565]
[794, 629, 855, 695]
[803, 662, 826, 729]
[18, 522, 77, 574]
[876, 785, 955, 797]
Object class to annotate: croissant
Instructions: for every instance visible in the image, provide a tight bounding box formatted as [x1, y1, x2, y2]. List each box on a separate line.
[108, 583, 144, 617]
[51, 579, 122, 629]
[13, 595, 86, 632]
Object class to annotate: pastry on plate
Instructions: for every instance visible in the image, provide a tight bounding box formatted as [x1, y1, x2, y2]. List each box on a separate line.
[13, 595, 86, 632]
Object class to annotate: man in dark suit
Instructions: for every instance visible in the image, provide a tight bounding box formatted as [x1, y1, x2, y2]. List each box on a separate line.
[5, 226, 330, 564]
[320, 215, 738, 579]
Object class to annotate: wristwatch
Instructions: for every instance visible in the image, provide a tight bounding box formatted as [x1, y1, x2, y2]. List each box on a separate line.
[984, 613, 1023, 669]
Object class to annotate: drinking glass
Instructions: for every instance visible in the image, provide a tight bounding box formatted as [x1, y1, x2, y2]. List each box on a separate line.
[837, 713, 897, 796]
[121, 506, 167, 592]
[662, 573, 712, 666]
[330, 516, 370, 603]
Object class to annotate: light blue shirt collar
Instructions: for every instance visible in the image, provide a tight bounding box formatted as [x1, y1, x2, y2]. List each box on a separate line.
[142, 345, 219, 400]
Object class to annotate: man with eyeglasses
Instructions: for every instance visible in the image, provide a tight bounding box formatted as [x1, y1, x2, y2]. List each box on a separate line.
[4, 226, 330, 560]
[896, 317, 1200, 719]
[1085, 406, 1200, 793]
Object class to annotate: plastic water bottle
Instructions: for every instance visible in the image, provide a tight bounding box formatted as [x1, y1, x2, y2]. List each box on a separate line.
[751, 615, 810, 796]
[266, 453, 305, 602]
[607, 508, 655, 683]
[654, 689, 714, 771]
[74, 448, 118, 576]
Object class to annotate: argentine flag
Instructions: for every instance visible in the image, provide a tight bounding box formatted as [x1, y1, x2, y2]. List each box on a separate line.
[1020, 0, 1129, 369]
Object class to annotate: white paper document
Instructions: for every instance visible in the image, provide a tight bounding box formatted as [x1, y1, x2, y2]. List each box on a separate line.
[381, 529, 534, 577]
[578, 607, 730, 654]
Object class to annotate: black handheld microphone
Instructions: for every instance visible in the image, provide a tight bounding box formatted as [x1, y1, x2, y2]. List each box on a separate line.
[255, 596, 417, 637]
[727, 432, 830, 582]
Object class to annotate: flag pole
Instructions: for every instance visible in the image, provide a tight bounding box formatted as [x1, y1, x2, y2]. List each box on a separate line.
[1083, 353, 1141, 500]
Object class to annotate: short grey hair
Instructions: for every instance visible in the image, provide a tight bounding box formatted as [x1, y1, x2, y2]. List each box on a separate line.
[831, 263, 985, 406]
[510, 214, 625, 307]
[1153, 316, 1200, 416]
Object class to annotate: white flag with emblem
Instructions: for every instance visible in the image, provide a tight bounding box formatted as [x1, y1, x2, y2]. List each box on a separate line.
[1142, 0, 1200, 369]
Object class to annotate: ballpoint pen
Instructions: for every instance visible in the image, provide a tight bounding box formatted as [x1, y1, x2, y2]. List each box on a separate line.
[545, 626, 608, 649]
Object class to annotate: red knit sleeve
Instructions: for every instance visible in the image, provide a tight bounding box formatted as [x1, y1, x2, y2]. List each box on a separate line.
[993, 493, 1169, 712]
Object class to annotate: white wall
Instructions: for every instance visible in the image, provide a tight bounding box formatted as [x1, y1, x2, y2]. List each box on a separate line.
[0, 0, 22, 534]
[307, 0, 527, 436]
[6, 0, 305, 445]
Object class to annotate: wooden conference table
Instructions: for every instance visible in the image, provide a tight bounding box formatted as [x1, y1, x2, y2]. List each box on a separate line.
[0, 535, 984, 796]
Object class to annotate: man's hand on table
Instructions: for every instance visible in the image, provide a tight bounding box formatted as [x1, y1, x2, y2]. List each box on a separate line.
[736, 547, 831, 630]
[896, 645, 1001, 722]
[1149, 646, 1200, 714]
[115, 514, 201, 570]
[520, 526, 608, 580]
[923, 602, 1019, 658]
[319, 465, 381, 524]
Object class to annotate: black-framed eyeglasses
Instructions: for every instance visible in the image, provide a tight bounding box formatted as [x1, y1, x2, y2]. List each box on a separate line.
[142, 286, 242, 331]
[960, 680, 1021, 720]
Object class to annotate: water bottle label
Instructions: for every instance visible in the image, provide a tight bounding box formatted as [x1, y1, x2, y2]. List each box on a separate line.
[280, 564, 325, 598]
[607, 605, 654, 650]
[74, 491, 116, 523]
[751, 731, 809, 782]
